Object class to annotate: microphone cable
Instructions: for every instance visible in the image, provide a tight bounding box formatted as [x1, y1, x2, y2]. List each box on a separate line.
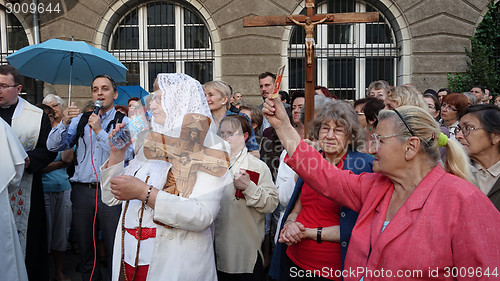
[89, 124, 100, 281]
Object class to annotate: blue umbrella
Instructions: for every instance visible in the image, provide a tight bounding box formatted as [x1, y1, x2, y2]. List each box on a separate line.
[6, 38, 127, 103]
[115, 85, 150, 106]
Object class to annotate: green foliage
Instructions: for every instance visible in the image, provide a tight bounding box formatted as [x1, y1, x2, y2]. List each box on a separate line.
[448, 0, 500, 94]
[447, 73, 469, 93]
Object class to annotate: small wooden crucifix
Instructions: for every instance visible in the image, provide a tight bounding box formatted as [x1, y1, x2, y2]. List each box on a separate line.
[244, 0, 379, 135]
[143, 113, 229, 198]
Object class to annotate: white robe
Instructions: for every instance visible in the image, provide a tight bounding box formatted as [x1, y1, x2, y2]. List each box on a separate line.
[101, 133, 231, 281]
[0, 118, 28, 281]
[9, 97, 43, 254]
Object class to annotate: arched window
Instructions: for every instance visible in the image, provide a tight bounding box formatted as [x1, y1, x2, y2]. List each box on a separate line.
[288, 0, 398, 99]
[0, 9, 29, 63]
[109, 1, 213, 91]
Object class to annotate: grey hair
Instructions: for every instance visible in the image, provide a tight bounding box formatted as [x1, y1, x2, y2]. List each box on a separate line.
[462, 92, 478, 105]
[378, 105, 474, 183]
[299, 95, 330, 125]
[202, 80, 231, 109]
[367, 80, 391, 95]
[42, 94, 64, 107]
[309, 100, 361, 148]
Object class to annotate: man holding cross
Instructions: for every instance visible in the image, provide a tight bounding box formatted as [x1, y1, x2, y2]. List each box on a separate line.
[100, 73, 231, 281]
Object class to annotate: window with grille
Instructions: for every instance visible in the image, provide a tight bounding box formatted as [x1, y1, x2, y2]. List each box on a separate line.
[288, 0, 399, 100]
[0, 9, 38, 103]
[0, 10, 29, 64]
[109, 1, 214, 92]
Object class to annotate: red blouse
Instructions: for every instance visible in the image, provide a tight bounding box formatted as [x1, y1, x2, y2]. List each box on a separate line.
[286, 153, 345, 280]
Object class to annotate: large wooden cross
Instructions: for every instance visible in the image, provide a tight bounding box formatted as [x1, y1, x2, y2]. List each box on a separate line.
[244, 0, 378, 134]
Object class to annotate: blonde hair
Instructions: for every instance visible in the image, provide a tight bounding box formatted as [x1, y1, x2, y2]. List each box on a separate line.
[202, 81, 231, 109]
[378, 105, 475, 183]
[153, 77, 159, 91]
[386, 86, 427, 110]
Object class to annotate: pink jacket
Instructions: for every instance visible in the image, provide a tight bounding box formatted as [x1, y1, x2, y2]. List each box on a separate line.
[285, 141, 500, 281]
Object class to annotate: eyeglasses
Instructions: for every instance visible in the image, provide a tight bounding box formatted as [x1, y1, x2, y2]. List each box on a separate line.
[441, 104, 458, 112]
[218, 131, 242, 139]
[319, 126, 346, 136]
[456, 125, 484, 137]
[0, 84, 19, 91]
[369, 133, 399, 151]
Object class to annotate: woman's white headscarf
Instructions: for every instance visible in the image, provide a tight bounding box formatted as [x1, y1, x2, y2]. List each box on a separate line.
[151, 73, 211, 136]
[126, 73, 226, 190]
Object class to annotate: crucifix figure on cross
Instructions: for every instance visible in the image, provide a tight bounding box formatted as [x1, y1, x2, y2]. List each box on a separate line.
[287, 15, 332, 65]
[244, 0, 378, 136]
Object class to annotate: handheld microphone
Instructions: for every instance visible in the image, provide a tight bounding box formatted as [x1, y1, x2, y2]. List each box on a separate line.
[93, 100, 103, 115]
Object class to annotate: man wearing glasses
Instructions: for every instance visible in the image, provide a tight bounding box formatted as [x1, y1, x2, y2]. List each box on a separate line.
[0, 65, 56, 281]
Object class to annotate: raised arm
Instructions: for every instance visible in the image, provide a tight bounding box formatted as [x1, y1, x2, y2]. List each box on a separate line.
[288, 15, 305, 26]
[313, 15, 331, 26]
[262, 98, 301, 157]
[47, 113, 79, 152]
[285, 142, 373, 212]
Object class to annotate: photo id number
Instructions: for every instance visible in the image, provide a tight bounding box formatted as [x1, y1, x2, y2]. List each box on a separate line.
[6, 2, 61, 14]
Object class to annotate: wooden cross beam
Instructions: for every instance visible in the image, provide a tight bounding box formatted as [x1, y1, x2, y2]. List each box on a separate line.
[244, 0, 378, 137]
[243, 12, 379, 27]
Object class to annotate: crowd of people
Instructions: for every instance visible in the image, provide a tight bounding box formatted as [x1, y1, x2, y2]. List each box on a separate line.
[1, 63, 500, 281]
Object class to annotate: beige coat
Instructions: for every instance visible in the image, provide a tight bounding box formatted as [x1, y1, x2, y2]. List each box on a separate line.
[214, 147, 279, 273]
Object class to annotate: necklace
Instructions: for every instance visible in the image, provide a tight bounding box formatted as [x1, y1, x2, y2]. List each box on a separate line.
[228, 149, 244, 171]
[121, 175, 150, 281]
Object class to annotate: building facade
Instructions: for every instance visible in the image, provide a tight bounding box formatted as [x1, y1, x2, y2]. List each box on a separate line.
[0, 0, 496, 106]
